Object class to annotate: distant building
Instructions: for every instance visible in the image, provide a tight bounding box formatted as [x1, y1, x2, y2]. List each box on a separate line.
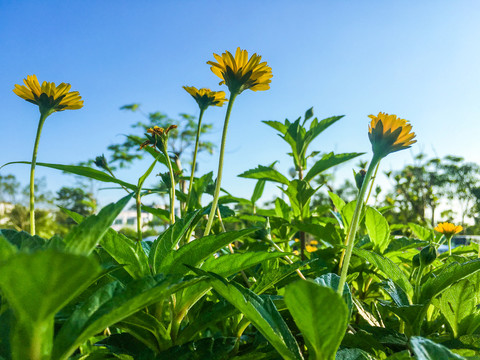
[111, 210, 154, 231]
[0, 202, 14, 225]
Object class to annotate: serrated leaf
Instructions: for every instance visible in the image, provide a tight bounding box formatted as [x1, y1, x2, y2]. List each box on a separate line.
[64, 194, 133, 255]
[239, 165, 290, 186]
[157, 228, 256, 275]
[4, 161, 138, 191]
[419, 259, 480, 304]
[304, 152, 363, 182]
[200, 270, 304, 360]
[410, 336, 466, 359]
[149, 210, 201, 273]
[365, 206, 390, 253]
[0, 250, 102, 323]
[353, 248, 413, 299]
[52, 275, 202, 360]
[100, 229, 151, 280]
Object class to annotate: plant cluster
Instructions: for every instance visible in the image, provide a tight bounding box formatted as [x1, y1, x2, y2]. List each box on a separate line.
[2, 48, 480, 360]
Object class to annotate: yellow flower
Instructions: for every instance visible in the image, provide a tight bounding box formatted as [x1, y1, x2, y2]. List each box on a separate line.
[13, 75, 83, 115]
[306, 245, 318, 253]
[207, 48, 273, 94]
[434, 222, 463, 237]
[368, 112, 416, 158]
[183, 86, 227, 110]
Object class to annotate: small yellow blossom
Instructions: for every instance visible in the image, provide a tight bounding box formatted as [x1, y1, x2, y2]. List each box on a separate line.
[310, 240, 319, 245]
[207, 48, 273, 94]
[368, 112, 416, 158]
[183, 86, 227, 110]
[13, 75, 83, 115]
[434, 222, 463, 237]
[306, 245, 318, 253]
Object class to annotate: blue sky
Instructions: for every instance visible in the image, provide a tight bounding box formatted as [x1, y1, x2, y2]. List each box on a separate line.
[1, 1, 480, 206]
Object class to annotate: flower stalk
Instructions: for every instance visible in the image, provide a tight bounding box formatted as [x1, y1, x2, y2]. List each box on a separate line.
[29, 112, 49, 235]
[337, 154, 381, 295]
[204, 92, 238, 236]
[186, 107, 206, 211]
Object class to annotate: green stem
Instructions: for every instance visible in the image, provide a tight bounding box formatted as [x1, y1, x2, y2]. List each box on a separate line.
[414, 265, 424, 303]
[166, 154, 176, 225]
[186, 108, 206, 212]
[337, 155, 381, 295]
[29, 112, 49, 235]
[136, 191, 142, 242]
[204, 92, 238, 236]
[365, 161, 381, 204]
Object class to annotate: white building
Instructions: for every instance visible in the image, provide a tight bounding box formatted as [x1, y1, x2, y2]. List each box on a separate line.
[111, 210, 154, 231]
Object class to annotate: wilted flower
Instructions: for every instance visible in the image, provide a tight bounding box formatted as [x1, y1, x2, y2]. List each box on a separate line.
[141, 125, 177, 152]
[434, 222, 463, 236]
[368, 112, 416, 158]
[94, 154, 108, 170]
[207, 48, 272, 94]
[13, 75, 83, 115]
[183, 86, 227, 110]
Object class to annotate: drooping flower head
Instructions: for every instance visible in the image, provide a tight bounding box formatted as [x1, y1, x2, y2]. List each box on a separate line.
[183, 86, 227, 111]
[368, 112, 416, 158]
[434, 222, 463, 237]
[13, 75, 83, 115]
[207, 48, 273, 94]
[141, 125, 177, 153]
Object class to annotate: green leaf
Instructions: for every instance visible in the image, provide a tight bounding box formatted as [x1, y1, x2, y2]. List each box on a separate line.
[201, 252, 288, 276]
[0, 235, 17, 262]
[335, 348, 376, 360]
[380, 279, 410, 307]
[419, 259, 480, 304]
[238, 165, 290, 186]
[100, 229, 151, 280]
[177, 300, 238, 345]
[142, 205, 170, 222]
[280, 179, 315, 218]
[4, 161, 138, 191]
[437, 273, 480, 337]
[408, 222, 433, 242]
[52, 275, 202, 360]
[284, 280, 348, 360]
[251, 179, 266, 204]
[314, 273, 353, 318]
[137, 160, 157, 189]
[262, 120, 288, 135]
[156, 228, 257, 275]
[353, 248, 413, 299]
[0, 229, 46, 251]
[201, 271, 304, 360]
[410, 336, 466, 359]
[0, 250, 102, 323]
[64, 194, 133, 255]
[328, 191, 346, 212]
[251, 259, 317, 294]
[149, 210, 201, 273]
[304, 152, 363, 182]
[157, 337, 237, 360]
[365, 206, 391, 253]
[187, 172, 213, 211]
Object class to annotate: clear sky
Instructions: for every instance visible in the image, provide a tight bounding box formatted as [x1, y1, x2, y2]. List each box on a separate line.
[1, 0, 480, 206]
